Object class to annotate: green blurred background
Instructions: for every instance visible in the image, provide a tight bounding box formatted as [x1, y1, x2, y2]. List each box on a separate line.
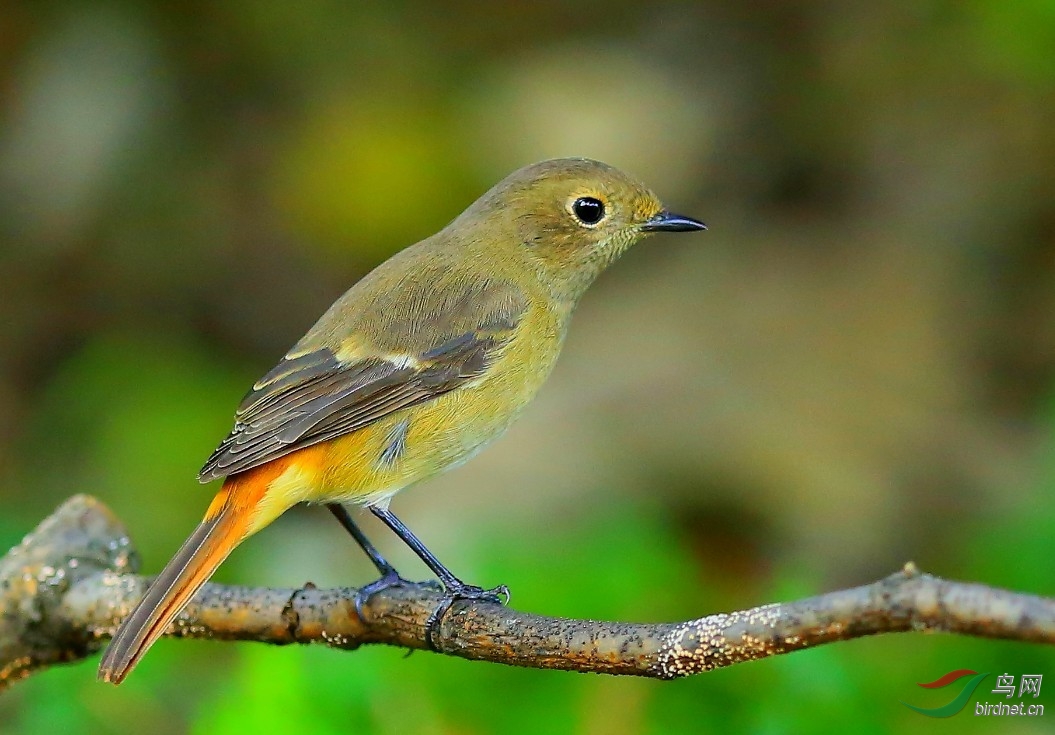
[2, 1, 1054, 733]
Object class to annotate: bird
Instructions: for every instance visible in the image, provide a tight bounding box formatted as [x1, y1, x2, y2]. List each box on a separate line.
[97, 157, 706, 684]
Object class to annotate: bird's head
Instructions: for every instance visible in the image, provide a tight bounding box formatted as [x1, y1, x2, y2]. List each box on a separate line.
[453, 158, 706, 302]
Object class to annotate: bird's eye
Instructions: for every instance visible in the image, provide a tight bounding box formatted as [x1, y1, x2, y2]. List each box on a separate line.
[571, 197, 605, 226]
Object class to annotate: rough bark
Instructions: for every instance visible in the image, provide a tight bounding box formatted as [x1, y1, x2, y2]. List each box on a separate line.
[2, 495, 1052, 691]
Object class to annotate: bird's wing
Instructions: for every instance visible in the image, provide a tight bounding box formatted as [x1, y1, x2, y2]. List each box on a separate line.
[198, 282, 527, 482]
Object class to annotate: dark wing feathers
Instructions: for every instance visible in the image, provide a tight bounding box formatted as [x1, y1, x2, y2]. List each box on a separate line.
[197, 320, 517, 483]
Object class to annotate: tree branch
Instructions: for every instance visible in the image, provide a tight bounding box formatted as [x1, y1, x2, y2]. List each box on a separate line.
[3, 495, 1053, 691]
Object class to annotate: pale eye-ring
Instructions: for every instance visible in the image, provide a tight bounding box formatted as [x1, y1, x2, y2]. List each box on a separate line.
[571, 197, 606, 226]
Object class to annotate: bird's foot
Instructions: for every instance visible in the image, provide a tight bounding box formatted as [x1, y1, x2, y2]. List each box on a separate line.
[354, 569, 440, 620]
[425, 582, 510, 650]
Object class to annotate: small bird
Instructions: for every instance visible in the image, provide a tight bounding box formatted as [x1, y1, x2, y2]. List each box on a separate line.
[97, 157, 705, 683]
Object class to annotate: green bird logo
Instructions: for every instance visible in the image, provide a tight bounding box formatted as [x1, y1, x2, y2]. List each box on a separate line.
[901, 669, 990, 718]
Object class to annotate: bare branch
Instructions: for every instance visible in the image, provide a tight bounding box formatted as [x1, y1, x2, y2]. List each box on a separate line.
[3, 496, 1053, 691]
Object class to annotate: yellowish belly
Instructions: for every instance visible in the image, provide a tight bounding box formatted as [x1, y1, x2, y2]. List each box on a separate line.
[313, 312, 564, 505]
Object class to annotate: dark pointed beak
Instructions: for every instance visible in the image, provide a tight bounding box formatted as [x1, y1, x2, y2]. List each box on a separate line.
[640, 211, 707, 233]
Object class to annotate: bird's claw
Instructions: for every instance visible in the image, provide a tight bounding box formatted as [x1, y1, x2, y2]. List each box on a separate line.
[353, 569, 412, 620]
[354, 570, 448, 620]
[424, 582, 510, 650]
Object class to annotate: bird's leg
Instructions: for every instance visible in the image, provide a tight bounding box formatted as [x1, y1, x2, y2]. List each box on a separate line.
[326, 503, 425, 619]
[367, 505, 509, 597]
[368, 505, 510, 649]
[327, 503, 396, 576]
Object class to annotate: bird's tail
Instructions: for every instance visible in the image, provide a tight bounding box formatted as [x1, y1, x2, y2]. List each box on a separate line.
[97, 478, 256, 685]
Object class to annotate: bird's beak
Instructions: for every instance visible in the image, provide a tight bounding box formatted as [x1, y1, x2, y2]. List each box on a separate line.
[640, 211, 707, 233]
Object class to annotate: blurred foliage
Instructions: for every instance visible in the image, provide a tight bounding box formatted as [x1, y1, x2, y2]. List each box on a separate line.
[2, 1, 1055, 733]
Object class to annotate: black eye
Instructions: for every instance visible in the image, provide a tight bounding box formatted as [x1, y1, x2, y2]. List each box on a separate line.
[572, 197, 605, 225]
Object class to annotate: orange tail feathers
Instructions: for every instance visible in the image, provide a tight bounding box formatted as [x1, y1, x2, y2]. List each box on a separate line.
[98, 477, 258, 685]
